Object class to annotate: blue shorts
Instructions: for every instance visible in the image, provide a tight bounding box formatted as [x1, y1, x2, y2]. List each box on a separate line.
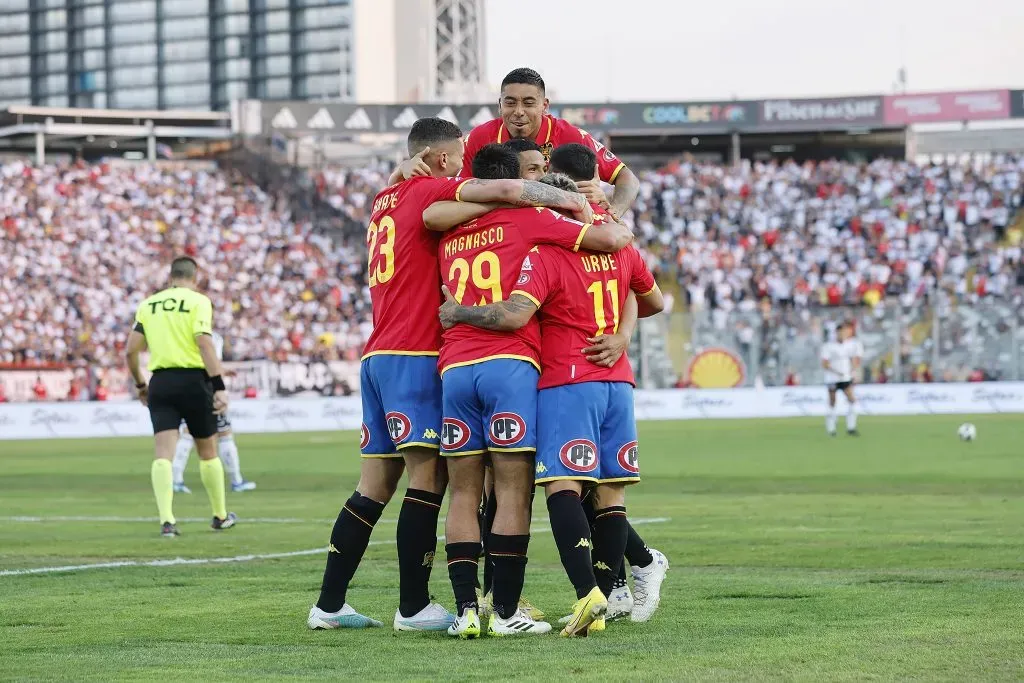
[441, 359, 538, 457]
[535, 381, 639, 485]
[360, 355, 441, 458]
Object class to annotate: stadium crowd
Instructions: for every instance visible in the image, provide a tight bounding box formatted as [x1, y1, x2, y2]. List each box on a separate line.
[2, 154, 1022, 375]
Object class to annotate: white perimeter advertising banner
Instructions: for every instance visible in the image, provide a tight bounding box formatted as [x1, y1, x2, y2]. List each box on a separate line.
[1, 383, 1022, 441]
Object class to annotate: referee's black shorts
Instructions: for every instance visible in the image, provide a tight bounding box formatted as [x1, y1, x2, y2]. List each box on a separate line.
[148, 369, 218, 439]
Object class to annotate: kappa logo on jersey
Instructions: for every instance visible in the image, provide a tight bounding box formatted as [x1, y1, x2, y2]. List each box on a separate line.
[359, 423, 370, 449]
[441, 418, 471, 450]
[489, 412, 526, 446]
[516, 272, 530, 286]
[559, 439, 598, 473]
[616, 440, 640, 474]
[384, 411, 411, 444]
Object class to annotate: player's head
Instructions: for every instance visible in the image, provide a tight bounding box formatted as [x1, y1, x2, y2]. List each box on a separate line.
[503, 138, 547, 180]
[472, 143, 521, 180]
[169, 256, 198, 287]
[499, 68, 548, 140]
[549, 143, 597, 183]
[408, 117, 465, 177]
[840, 320, 855, 340]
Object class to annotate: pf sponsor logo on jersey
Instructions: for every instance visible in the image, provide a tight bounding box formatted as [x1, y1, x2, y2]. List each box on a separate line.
[359, 423, 370, 449]
[441, 417, 471, 450]
[616, 440, 639, 474]
[559, 439, 598, 473]
[489, 412, 526, 446]
[385, 411, 411, 444]
[516, 272, 530, 285]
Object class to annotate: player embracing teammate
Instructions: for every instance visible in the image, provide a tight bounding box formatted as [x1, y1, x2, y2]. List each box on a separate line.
[310, 67, 670, 637]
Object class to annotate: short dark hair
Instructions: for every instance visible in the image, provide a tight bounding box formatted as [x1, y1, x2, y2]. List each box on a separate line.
[501, 68, 545, 94]
[471, 143, 520, 180]
[548, 143, 596, 182]
[539, 173, 578, 194]
[503, 138, 542, 155]
[407, 117, 463, 156]
[170, 256, 198, 280]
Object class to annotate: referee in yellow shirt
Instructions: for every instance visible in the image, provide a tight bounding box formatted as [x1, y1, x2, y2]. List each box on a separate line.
[126, 256, 237, 537]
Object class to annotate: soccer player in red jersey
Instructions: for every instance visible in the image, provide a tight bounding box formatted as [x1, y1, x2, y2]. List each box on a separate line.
[391, 68, 638, 219]
[308, 118, 596, 632]
[430, 144, 632, 637]
[548, 144, 671, 624]
[437, 174, 664, 636]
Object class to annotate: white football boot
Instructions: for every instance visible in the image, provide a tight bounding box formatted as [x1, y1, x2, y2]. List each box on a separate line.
[307, 604, 382, 629]
[630, 548, 669, 623]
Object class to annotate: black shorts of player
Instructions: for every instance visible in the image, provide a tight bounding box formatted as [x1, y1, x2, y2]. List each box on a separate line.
[828, 381, 853, 392]
[149, 369, 217, 439]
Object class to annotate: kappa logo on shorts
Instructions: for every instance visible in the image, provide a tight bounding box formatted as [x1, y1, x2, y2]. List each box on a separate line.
[441, 418, 471, 450]
[559, 439, 598, 473]
[616, 440, 639, 474]
[384, 411, 412, 444]
[489, 412, 527, 446]
[359, 423, 370, 449]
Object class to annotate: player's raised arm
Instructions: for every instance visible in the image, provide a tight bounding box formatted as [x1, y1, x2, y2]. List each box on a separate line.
[607, 166, 640, 221]
[423, 201, 502, 231]
[438, 285, 537, 332]
[457, 178, 593, 222]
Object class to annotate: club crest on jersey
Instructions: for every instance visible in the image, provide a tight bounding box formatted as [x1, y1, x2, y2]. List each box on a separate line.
[359, 423, 370, 449]
[539, 142, 553, 159]
[517, 272, 530, 285]
[385, 411, 411, 444]
[559, 439, 598, 473]
[489, 412, 527, 446]
[441, 417, 471, 450]
[616, 440, 639, 474]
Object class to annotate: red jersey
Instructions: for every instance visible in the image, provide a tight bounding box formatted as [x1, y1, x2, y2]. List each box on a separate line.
[362, 175, 470, 358]
[438, 207, 591, 374]
[511, 244, 656, 389]
[463, 114, 625, 184]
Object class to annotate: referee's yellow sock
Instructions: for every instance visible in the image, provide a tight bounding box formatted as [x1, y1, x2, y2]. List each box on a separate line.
[199, 457, 228, 520]
[151, 459, 176, 525]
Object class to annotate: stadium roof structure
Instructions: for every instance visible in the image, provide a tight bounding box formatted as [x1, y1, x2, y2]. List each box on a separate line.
[0, 106, 232, 162]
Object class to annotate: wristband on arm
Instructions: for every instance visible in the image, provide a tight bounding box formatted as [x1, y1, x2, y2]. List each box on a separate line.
[210, 375, 226, 392]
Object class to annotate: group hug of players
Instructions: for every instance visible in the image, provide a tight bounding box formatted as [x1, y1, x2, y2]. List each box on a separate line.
[306, 68, 669, 638]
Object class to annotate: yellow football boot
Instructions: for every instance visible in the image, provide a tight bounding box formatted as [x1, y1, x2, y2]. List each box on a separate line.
[559, 587, 607, 637]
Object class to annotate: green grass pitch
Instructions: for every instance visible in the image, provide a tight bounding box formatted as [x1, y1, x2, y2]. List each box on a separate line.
[1, 415, 1022, 681]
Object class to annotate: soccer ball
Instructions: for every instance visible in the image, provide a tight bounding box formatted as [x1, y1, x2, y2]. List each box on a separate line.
[957, 423, 977, 441]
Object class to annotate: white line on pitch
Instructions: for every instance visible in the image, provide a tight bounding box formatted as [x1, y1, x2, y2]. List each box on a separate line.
[0, 518, 670, 577]
[0, 516, 347, 524]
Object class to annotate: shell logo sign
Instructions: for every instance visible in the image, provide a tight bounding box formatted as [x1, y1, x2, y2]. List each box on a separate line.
[687, 348, 746, 388]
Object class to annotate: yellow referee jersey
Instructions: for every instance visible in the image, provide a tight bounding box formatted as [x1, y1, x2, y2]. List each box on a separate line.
[133, 286, 213, 371]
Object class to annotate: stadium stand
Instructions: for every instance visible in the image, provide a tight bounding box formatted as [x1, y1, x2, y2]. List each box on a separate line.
[2, 155, 1022, 388]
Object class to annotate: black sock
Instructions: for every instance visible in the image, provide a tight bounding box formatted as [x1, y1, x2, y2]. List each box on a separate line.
[624, 521, 653, 568]
[446, 541, 482, 615]
[397, 488, 443, 618]
[581, 488, 597, 527]
[591, 506, 628, 597]
[546, 490, 597, 599]
[316, 491, 385, 612]
[616, 561, 628, 587]
[481, 490, 498, 595]
[489, 533, 529, 619]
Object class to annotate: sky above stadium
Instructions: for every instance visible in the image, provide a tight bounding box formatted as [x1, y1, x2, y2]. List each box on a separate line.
[485, 0, 1023, 102]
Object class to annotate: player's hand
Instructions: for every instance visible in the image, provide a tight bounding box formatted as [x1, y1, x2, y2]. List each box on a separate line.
[576, 180, 610, 208]
[572, 195, 595, 225]
[583, 333, 628, 368]
[212, 390, 229, 416]
[398, 147, 431, 180]
[438, 284, 460, 330]
[136, 385, 149, 408]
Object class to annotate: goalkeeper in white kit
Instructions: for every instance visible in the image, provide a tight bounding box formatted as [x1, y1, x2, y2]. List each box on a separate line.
[173, 332, 256, 493]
